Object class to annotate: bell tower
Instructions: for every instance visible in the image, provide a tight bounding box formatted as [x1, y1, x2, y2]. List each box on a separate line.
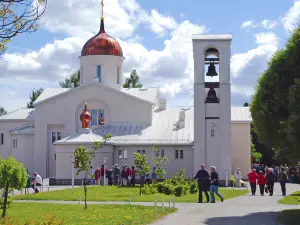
[192, 34, 232, 184]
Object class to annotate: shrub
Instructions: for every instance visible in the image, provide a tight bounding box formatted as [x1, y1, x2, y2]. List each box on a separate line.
[162, 183, 173, 195]
[0, 197, 13, 209]
[189, 180, 198, 194]
[157, 183, 163, 193]
[174, 185, 184, 197]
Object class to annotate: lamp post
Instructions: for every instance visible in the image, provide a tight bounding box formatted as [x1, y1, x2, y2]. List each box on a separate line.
[70, 156, 75, 193]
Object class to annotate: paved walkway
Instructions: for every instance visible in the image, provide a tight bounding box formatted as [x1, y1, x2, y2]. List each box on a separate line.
[13, 183, 300, 225]
[151, 183, 300, 225]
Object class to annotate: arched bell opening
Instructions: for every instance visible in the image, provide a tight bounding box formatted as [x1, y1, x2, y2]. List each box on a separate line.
[204, 48, 219, 82]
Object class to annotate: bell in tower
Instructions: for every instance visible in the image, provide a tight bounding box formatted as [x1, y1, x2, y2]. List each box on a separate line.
[205, 87, 219, 103]
[206, 62, 218, 77]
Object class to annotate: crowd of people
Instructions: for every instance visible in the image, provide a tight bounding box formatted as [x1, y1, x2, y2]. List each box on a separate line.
[247, 164, 293, 196]
[89, 164, 158, 187]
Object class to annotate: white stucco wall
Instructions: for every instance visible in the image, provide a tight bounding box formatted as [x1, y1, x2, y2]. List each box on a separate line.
[34, 84, 153, 177]
[55, 144, 194, 179]
[11, 134, 34, 175]
[55, 144, 114, 180]
[0, 121, 33, 159]
[80, 55, 124, 90]
[193, 36, 232, 180]
[231, 123, 251, 178]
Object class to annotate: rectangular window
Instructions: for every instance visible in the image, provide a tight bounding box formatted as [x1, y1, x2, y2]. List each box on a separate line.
[142, 150, 146, 155]
[91, 110, 98, 126]
[55, 154, 56, 161]
[137, 150, 141, 154]
[161, 150, 165, 157]
[118, 150, 123, 159]
[0, 133, 3, 145]
[117, 67, 120, 84]
[97, 65, 101, 82]
[211, 129, 215, 137]
[180, 150, 184, 159]
[52, 132, 56, 144]
[57, 132, 62, 141]
[123, 150, 128, 159]
[75, 158, 80, 168]
[175, 150, 179, 159]
[13, 139, 17, 148]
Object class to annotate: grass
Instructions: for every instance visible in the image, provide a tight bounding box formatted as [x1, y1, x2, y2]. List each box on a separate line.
[278, 191, 300, 205]
[13, 186, 248, 203]
[277, 209, 300, 225]
[3, 203, 174, 225]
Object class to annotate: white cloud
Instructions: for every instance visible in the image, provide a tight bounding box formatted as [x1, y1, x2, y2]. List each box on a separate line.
[241, 20, 256, 29]
[241, 20, 278, 30]
[147, 10, 178, 36]
[282, 0, 300, 32]
[0, 0, 287, 112]
[261, 20, 279, 29]
[230, 32, 280, 98]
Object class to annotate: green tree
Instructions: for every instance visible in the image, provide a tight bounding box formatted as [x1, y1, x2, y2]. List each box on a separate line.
[0, 106, 7, 116]
[0, 157, 27, 218]
[0, 0, 47, 56]
[133, 152, 151, 196]
[152, 146, 168, 179]
[251, 143, 262, 163]
[243, 103, 275, 165]
[74, 134, 111, 210]
[59, 70, 80, 88]
[250, 26, 300, 163]
[27, 88, 44, 108]
[123, 70, 143, 88]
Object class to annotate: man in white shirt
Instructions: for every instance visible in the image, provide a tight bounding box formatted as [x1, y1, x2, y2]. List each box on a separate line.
[234, 168, 242, 187]
[32, 172, 43, 193]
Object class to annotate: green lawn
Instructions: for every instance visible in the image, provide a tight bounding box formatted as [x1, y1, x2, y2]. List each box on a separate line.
[14, 186, 248, 203]
[278, 191, 300, 205]
[3, 203, 173, 225]
[277, 209, 300, 225]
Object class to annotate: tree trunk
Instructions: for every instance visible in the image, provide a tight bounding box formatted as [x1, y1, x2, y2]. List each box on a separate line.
[2, 183, 9, 218]
[84, 177, 87, 210]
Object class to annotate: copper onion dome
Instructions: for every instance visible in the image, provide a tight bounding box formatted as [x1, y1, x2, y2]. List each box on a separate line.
[80, 103, 91, 129]
[81, 19, 123, 57]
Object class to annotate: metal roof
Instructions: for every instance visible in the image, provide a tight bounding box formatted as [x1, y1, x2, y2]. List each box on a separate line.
[34, 88, 70, 105]
[10, 124, 34, 134]
[33, 86, 157, 106]
[56, 106, 252, 145]
[0, 108, 35, 121]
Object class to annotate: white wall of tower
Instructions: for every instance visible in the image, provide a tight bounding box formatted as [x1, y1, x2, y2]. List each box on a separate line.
[80, 55, 124, 89]
[192, 35, 232, 180]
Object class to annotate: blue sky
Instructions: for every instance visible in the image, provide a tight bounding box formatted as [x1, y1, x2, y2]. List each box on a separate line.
[1, 0, 300, 112]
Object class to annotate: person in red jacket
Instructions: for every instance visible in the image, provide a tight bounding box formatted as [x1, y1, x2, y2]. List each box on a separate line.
[94, 168, 101, 186]
[257, 171, 267, 196]
[248, 169, 259, 195]
[100, 165, 105, 185]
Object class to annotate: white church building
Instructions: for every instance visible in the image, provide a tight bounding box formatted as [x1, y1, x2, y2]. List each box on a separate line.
[0, 15, 252, 184]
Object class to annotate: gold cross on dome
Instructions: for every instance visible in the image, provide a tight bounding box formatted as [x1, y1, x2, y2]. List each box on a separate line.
[101, 0, 104, 20]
